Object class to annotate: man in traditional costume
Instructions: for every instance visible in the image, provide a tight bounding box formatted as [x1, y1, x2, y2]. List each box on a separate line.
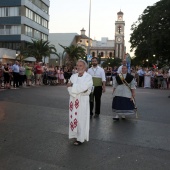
[112, 65, 136, 121]
[67, 59, 93, 145]
[88, 57, 106, 118]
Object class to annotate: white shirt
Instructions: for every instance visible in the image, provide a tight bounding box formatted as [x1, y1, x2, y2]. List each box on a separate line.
[88, 66, 106, 82]
[117, 65, 123, 74]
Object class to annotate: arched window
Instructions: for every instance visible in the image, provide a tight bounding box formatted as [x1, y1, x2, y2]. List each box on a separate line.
[101, 52, 104, 57]
[92, 52, 95, 57]
[109, 52, 113, 58]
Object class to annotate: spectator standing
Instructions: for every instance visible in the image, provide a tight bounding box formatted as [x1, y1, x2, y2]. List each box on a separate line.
[144, 68, 151, 88]
[64, 67, 71, 84]
[0, 62, 3, 88]
[137, 67, 145, 87]
[19, 63, 26, 86]
[57, 67, 61, 84]
[162, 70, 168, 89]
[156, 70, 163, 89]
[12, 61, 20, 88]
[25, 63, 32, 86]
[59, 68, 64, 85]
[106, 67, 112, 86]
[35, 62, 42, 85]
[3, 63, 10, 89]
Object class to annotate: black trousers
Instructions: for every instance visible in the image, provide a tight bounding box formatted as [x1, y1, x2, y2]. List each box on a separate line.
[19, 75, 26, 86]
[139, 76, 144, 87]
[90, 86, 102, 115]
[13, 72, 19, 87]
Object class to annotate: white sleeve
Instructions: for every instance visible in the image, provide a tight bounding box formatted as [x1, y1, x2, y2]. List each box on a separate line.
[70, 75, 93, 95]
[101, 68, 106, 82]
[130, 79, 136, 89]
[117, 66, 122, 73]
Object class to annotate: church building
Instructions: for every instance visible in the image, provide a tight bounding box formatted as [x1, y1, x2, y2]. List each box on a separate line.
[90, 10, 126, 62]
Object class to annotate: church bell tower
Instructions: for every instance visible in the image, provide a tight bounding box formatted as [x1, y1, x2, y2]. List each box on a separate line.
[115, 10, 125, 59]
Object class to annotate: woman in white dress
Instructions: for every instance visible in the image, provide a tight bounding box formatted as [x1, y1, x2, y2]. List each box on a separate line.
[144, 68, 151, 88]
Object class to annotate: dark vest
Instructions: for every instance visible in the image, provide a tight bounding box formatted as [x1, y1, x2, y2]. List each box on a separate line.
[116, 73, 134, 85]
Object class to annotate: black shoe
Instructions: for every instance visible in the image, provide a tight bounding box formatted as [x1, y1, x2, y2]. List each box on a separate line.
[121, 115, 126, 120]
[113, 117, 119, 121]
[94, 114, 99, 118]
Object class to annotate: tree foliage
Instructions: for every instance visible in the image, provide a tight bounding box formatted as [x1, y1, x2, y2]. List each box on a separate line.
[130, 0, 170, 67]
[101, 57, 122, 68]
[16, 46, 29, 62]
[59, 44, 86, 68]
[26, 39, 58, 62]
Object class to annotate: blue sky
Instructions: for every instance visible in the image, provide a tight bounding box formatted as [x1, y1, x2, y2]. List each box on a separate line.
[49, 0, 159, 56]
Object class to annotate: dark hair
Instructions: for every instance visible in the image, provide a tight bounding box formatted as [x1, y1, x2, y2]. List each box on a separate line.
[91, 57, 98, 61]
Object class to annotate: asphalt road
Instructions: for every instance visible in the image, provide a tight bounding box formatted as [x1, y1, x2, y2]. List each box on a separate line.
[0, 85, 170, 170]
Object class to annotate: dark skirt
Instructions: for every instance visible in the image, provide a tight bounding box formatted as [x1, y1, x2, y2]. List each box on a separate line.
[112, 96, 135, 115]
[4, 74, 10, 83]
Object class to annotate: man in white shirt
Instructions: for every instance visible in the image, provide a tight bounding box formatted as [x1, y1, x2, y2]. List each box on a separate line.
[12, 61, 20, 88]
[117, 59, 127, 74]
[88, 57, 106, 118]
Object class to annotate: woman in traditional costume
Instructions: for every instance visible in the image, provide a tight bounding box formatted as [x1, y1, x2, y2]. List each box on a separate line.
[112, 65, 136, 121]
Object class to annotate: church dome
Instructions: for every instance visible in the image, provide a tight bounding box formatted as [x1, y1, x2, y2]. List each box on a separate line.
[117, 10, 123, 15]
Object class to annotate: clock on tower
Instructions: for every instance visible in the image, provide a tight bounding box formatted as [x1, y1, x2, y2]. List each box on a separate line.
[118, 16, 122, 21]
[116, 37, 122, 43]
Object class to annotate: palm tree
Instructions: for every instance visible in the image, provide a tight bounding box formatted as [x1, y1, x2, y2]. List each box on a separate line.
[59, 44, 86, 68]
[27, 39, 58, 62]
[16, 46, 29, 62]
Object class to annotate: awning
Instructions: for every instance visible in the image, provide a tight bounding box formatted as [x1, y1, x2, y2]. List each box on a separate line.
[24, 57, 36, 62]
[1, 55, 16, 59]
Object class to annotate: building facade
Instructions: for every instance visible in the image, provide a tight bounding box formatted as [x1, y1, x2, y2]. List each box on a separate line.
[89, 10, 126, 62]
[0, 0, 49, 51]
[50, 10, 125, 66]
[76, 28, 92, 55]
[90, 37, 115, 64]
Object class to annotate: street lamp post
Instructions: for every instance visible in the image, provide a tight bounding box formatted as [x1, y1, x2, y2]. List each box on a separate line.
[87, 0, 91, 67]
[16, 51, 18, 58]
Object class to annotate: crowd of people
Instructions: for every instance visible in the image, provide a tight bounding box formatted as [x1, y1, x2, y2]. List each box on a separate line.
[1, 60, 169, 90]
[103, 64, 170, 90]
[0, 61, 73, 89]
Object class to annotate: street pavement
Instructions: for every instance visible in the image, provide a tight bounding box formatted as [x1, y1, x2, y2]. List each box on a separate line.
[0, 85, 170, 170]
